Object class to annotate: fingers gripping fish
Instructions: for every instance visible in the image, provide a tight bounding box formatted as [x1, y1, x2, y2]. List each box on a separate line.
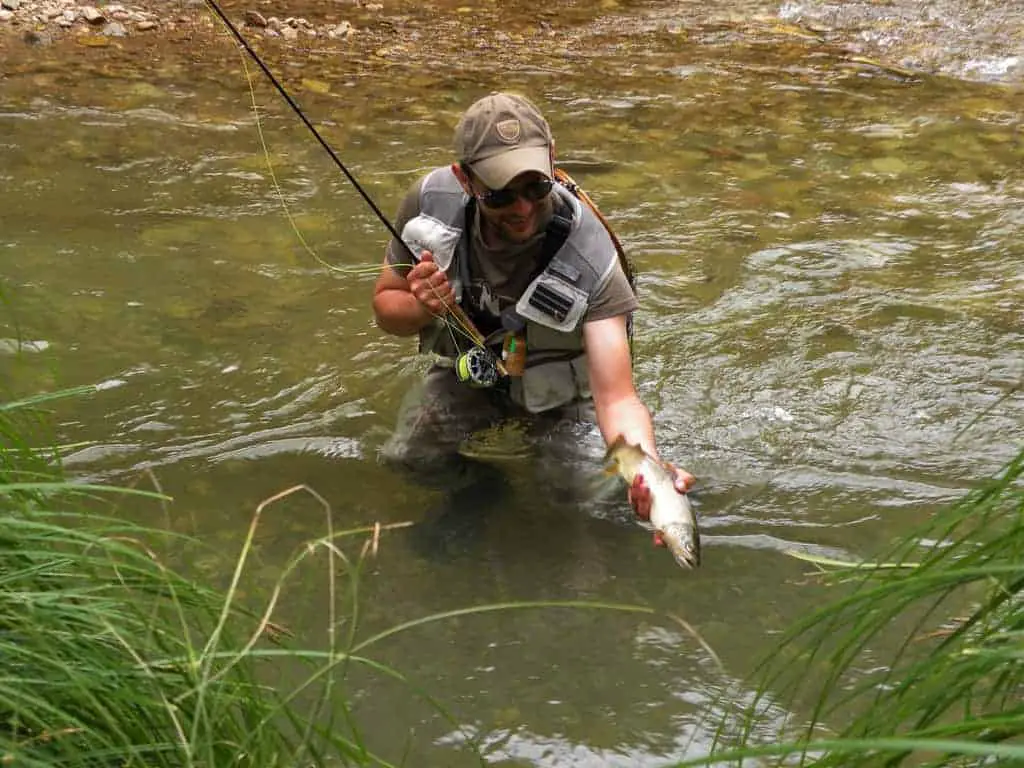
[604, 437, 701, 569]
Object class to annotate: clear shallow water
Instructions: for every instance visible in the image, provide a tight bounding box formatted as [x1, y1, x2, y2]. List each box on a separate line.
[2, 2, 1022, 764]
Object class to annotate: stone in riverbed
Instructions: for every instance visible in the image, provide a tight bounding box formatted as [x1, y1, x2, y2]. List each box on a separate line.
[1, 0, 20, 10]
[0, 9, 12, 21]
[103, 21, 127, 36]
[244, 10, 267, 27]
[137, 20, 157, 31]
[327, 21, 354, 39]
[81, 6, 105, 24]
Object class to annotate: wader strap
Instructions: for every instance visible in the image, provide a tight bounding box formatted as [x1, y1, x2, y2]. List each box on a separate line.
[457, 198, 493, 346]
[458, 197, 478, 307]
[553, 168, 636, 352]
[540, 202, 573, 269]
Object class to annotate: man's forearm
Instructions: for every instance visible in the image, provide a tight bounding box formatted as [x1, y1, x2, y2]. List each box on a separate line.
[373, 289, 436, 336]
[595, 395, 659, 460]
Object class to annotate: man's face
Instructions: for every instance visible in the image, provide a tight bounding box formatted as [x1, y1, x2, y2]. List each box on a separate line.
[472, 171, 554, 244]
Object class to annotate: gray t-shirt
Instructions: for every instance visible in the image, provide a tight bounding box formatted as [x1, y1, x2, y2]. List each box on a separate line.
[386, 174, 639, 333]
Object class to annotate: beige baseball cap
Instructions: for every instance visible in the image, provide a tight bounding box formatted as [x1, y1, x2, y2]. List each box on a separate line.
[454, 92, 554, 189]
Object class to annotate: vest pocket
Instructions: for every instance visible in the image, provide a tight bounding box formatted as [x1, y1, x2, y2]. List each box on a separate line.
[516, 273, 588, 332]
[515, 355, 589, 413]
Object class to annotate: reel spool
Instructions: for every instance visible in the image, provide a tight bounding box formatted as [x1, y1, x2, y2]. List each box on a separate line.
[455, 346, 501, 388]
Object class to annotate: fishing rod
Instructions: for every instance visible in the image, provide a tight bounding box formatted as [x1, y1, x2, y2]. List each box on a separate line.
[202, 0, 493, 355]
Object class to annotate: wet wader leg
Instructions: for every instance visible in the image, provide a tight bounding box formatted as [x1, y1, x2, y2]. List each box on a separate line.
[526, 399, 608, 508]
[409, 460, 513, 560]
[379, 364, 505, 490]
[381, 366, 514, 559]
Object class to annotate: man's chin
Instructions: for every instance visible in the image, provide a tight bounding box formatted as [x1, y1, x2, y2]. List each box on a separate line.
[500, 220, 538, 242]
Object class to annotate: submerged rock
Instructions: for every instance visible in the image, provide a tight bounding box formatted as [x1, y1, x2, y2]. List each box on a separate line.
[0, 338, 50, 354]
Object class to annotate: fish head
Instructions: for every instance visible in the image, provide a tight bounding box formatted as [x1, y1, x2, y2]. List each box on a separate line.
[661, 522, 701, 569]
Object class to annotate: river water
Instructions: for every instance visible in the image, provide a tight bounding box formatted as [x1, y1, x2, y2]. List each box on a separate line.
[2, 0, 1022, 764]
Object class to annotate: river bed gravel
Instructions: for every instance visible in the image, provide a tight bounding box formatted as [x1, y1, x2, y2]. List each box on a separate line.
[0, 0, 378, 43]
[2, 0, 1022, 86]
[2, 0, 194, 42]
[0, 0, 621, 90]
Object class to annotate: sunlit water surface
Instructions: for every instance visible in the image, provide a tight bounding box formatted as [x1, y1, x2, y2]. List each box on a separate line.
[2, 1, 1022, 764]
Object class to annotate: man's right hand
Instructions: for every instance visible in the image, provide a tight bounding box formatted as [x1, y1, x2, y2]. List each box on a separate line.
[628, 463, 696, 524]
[406, 251, 454, 316]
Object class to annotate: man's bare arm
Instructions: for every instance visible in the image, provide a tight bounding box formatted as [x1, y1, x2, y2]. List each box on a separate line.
[584, 315, 659, 458]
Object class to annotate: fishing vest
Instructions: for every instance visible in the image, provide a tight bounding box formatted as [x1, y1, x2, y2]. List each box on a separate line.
[400, 166, 622, 413]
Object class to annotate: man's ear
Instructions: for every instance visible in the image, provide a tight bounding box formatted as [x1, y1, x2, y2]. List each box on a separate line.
[451, 162, 473, 194]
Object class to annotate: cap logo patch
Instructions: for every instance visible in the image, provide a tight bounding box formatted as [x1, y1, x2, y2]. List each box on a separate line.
[495, 119, 521, 144]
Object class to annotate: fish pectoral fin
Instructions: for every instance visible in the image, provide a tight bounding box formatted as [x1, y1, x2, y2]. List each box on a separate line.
[601, 434, 629, 463]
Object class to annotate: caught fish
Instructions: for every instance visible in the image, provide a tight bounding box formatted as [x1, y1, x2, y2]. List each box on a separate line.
[603, 437, 701, 569]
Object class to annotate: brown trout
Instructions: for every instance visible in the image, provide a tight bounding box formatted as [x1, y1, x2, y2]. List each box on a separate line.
[604, 437, 701, 569]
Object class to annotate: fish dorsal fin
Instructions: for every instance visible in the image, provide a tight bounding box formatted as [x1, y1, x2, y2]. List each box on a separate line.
[602, 436, 649, 477]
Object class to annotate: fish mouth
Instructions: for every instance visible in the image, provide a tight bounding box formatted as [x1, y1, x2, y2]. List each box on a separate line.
[669, 544, 701, 569]
[662, 524, 701, 569]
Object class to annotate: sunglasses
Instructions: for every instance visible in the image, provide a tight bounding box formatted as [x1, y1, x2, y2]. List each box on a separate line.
[474, 178, 554, 209]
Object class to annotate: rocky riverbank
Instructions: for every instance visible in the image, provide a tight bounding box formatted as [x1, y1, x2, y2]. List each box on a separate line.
[0, 0, 167, 44]
[2, 0, 192, 43]
[0, 0, 161, 38]
[0, 0, 386, 48]
[0, 0, 598, 82]
[0, 0, 616, 97]
[2, 0, 1019, 85]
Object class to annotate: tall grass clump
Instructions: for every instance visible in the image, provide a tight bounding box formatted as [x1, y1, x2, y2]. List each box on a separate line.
[691, 446, 1024, 767]
[2, 390, 666, 766]
[0, 391, 387, 766]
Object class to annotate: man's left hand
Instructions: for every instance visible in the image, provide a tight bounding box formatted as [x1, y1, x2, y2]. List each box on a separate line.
[628, 464, 695, 526]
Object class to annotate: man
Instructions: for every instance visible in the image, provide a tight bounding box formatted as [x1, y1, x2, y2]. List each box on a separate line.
[372, 92, 691, 529]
